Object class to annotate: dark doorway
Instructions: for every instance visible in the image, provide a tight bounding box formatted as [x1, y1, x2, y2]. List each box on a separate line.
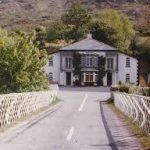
[107, 72, 112, 86]
[66, 72, 71, 86]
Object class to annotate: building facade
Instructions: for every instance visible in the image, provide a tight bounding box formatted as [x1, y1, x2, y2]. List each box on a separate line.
[45, 35, 138, 86]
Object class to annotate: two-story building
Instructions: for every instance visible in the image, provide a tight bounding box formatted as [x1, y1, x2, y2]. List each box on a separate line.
[45, 35, 138, 86]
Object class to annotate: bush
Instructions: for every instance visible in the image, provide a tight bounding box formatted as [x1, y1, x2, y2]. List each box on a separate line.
[111, 84, 129, 93]
[139, 87, 150, 96]
[119, 85, 129, 93]
[111, 86, 119, 92]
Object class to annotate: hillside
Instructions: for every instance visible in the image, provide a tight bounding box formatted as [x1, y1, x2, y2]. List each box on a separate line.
[0, 0, 149, 32]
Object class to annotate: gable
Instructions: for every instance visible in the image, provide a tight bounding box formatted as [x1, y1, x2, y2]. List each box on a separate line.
[60, 37, 118, 51]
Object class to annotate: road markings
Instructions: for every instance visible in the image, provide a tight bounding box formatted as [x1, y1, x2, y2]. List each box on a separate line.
[78, 94, 88, 112]
[67, 127, 75, 141]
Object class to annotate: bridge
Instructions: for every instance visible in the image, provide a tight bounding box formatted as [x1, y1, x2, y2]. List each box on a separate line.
[0, 86, 148, 150]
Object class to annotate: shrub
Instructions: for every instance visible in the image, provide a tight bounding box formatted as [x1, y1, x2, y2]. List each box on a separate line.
[118, 85, 129, 93]
[111, 86, 119, 92]
[139, 87, 150, 96]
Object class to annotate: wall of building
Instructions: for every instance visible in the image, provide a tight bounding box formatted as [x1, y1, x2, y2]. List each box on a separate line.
[118, 53, 138, 85]
[45, 52, 60, 84]
[45, 52, 138, 86]
[61, 52, 73, 71]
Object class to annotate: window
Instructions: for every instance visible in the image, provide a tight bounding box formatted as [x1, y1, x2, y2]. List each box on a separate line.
[85, 72, 97, 82]
[65, 58, 72, 69]
[107, 58, 113, 69]
[86, 72, 93, 82]
[126, 73, 130, 83]
[49, 72, 53, 82]
[49, 56, 53, 66]
[126, 57, 130, 67]
[86, 55, 93, 67]
[81, 55, 98, 68]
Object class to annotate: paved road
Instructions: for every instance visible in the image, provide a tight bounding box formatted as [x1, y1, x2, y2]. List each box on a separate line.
[0, 87, 142, 150]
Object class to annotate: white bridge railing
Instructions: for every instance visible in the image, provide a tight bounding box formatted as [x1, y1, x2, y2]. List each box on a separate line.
[114, 92, 150, 135]
[0, 86, 58, 128]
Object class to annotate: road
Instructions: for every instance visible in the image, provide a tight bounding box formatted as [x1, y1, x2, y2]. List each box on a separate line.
[0, 87, 142, 150]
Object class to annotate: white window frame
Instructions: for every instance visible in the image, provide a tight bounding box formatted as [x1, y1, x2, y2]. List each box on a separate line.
[85, 72, 97, 82]
[49, 72, 53, 82]
[107, 58, 113, 69]
[126, 57, 130, 67]
[126, 73, 130, 83]
[49, 56, 53, 66]
[65, 57, 72, 69]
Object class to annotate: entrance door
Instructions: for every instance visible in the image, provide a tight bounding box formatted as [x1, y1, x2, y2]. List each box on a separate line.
[66, 72, 71, 86]
[107, 72, 112, 86]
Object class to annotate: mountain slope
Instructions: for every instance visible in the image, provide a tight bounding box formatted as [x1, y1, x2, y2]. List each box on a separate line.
[0, 0, 149, 32]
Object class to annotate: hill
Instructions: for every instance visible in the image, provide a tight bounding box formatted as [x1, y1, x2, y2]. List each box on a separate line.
[0, 0, 149, 33]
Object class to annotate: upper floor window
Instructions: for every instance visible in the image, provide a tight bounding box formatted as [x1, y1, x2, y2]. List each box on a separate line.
[65, 58, 72, 69]
[126, 73, 130, 83]
[86, 55, 93, 67]
[49, 72, 53, 82]
[126, 57, 130, 67]
[49, 56, 53, 66]
[107, 58, 113, 69]
[81, 55, 98, 67]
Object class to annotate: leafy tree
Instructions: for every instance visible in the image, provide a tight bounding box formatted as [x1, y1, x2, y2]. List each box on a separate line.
[73, 52, 81, 85]
[62, 3, 91, 41]
[97, 56, 106, 86]
[0, 28, 48, 93]
[91, 10, 134, 53]
[132, 36, 150, 60]
[46, 22, 64, 42]
[35, 26, 47, 49]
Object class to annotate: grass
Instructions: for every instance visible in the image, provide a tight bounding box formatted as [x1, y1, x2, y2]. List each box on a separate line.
[0, 97, 61, 134]
[107, 100, 150, 150]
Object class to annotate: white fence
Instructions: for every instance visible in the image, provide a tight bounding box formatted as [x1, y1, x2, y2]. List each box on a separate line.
[114, 92, 150, 135]
[0, 86, 58, 128]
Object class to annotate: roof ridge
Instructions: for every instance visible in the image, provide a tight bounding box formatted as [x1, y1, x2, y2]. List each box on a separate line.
[60, 37, 118, 51]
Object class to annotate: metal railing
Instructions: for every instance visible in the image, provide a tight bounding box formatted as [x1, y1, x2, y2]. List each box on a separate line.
[114, 92, 150, 135]
[0, 86, 58, 128]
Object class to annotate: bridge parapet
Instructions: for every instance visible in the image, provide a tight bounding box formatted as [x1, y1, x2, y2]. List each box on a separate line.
[114, 92, 150, 135]
[0, 85, 58, 128]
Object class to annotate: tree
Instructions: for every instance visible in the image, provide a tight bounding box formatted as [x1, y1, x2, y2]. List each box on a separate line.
[62, 3, 91, 41]
[97, 56, 106, 86]
[0, 28, 48, 93]
[91, 10, 134, 53]
[35, 26, 47, 49]
[132, 36, 150, 60]
[46, 22, 65, 42]
[73, 52, 81, 85]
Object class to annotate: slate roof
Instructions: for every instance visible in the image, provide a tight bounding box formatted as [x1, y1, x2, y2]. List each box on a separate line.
[60, 36, 118, 51]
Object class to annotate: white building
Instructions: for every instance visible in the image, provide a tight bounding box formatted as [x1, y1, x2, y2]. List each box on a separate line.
[45, 35, 138, 86]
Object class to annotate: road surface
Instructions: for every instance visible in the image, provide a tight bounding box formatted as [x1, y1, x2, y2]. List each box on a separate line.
[0, 87, 142, 150]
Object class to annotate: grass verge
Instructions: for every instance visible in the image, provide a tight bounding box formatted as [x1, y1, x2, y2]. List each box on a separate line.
[0, 97, 61, 134]
[107, 99, 150, 150]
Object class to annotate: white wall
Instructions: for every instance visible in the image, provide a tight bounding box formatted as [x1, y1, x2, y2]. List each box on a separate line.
[61, 52, 73, 70]
[45, 52, 60, 84]
[45, 51, 138, 86]
[118, 53, 138, 85]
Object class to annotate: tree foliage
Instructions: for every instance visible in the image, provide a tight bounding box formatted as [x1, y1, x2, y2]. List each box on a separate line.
[46, 22, 65, 42]
[73, 52, 81, 85]
[97, 56, 106, 86]
[62, 3, 91, 41]
[0, 28, 48, 93]
[73, 52, 81, 76]
[91, 10, 134, 53]
[132, 36, 150, 61]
